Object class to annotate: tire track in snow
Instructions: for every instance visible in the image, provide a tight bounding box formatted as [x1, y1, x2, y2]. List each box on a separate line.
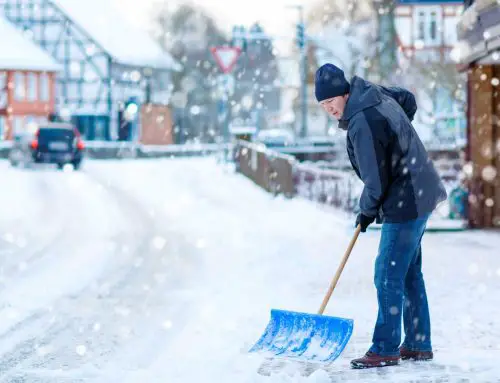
[0, 169, 74, 285]
[0, 163, 204, 381]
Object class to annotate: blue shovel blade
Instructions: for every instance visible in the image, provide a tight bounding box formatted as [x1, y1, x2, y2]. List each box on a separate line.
[249, 309, 354, 363]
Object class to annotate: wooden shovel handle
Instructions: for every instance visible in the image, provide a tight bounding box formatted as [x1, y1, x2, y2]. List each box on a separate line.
[317, 224, 362, 315]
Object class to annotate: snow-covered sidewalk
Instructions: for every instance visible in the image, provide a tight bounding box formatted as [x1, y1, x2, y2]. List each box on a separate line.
[87, 158, 500, 383]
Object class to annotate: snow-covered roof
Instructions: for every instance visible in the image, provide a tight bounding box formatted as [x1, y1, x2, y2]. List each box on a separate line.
[50, 0, 181, 71]
[0, 17, 61, 71]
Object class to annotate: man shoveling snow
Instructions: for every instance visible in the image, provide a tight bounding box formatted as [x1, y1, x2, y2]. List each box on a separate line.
[315, 63, 447, 369]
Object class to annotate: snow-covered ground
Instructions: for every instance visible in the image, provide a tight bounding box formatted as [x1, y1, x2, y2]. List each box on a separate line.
[0, 158, 499, 383]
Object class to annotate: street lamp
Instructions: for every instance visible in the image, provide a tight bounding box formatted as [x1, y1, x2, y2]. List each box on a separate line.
[286, 4, 308, 139]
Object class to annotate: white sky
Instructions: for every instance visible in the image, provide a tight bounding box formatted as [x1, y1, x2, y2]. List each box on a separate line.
[118, 0, 318, 55]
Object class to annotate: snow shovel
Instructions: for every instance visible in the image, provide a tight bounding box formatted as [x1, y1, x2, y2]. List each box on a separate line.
[248, 225, 361, 363]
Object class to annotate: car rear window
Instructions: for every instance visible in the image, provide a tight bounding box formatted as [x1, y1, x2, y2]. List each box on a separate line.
[38, 128, 75, 143]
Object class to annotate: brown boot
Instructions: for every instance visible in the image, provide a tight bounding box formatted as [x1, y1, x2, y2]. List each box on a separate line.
[350, 351, 400, 369]
[399, 346, 433, 361]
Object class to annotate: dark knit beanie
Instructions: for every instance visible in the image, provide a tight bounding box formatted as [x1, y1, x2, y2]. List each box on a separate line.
[314, 63, 350, 102]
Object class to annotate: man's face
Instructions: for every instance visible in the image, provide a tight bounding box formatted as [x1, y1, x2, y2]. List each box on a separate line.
[319, 94, 348, 120]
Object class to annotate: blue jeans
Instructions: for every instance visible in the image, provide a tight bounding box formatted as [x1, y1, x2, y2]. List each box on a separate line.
[369, 214, 432, 356]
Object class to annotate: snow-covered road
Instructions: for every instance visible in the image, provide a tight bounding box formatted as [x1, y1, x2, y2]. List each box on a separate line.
[0, 158, 499, 383]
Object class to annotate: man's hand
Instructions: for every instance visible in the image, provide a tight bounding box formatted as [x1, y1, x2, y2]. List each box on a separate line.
[355, 213, 376, 232]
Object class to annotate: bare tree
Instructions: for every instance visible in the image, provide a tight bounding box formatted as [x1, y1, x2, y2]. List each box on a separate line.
[149, 1, 229, 142]
[305, 0, 399, 84]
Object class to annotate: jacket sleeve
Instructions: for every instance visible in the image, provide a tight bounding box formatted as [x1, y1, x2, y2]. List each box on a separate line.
[378, 85, 417, 121]
[350, 117, 391, 218]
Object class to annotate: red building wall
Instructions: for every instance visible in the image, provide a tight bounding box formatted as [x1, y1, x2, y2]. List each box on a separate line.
[0, 70, 57, 140]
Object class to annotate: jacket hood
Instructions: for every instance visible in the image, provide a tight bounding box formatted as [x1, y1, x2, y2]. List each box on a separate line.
[340, 76, 382, 123]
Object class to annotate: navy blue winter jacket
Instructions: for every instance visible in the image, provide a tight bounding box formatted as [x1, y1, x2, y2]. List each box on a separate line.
[339, 76, 447, 223]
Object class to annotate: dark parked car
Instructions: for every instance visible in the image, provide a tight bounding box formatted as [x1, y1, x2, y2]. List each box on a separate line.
[9, 122, 85, 170]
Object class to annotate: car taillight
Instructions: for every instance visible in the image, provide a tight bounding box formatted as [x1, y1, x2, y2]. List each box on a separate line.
[30, 140, 38, 149]
[76, 140, 85, 150]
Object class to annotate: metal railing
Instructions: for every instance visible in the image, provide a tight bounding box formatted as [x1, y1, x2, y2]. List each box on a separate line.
[234, 140, 360, 210]
[234, 140, 466, 218]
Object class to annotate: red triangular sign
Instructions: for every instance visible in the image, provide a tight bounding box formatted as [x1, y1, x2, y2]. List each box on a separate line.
[210, 47, 241, 74]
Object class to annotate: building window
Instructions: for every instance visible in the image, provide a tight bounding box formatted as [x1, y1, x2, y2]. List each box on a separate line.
[14, 72, 26, 101]
[430, 12, 437, 41]
[95, 117, 107, 140]
[28, 72, 37, 101]
[418, 12, 425, 40]
[13, 116, 24, 135]
[0, 71, 6, 108]
[39, 73, 49, 101]
[0, 116, 4, 140]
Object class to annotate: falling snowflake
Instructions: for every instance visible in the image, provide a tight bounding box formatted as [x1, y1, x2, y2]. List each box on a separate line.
[85, 44, 96, 56]
[485, 198, 494, 207]
[414, 40, 425, 50]
[196, 238, 207, 249]
[163, 320, 173, 329]
[469, 194, 478, 204]
[468, 263, 479, 275]
[481, 165, 497, 182]
[463, 162, 474, 177]
[130, 71, 141, 82]
[190, 105, 201, 115]
[492, 78, 500, 87]
[76, 345, 87, 356]
[482, 143, 494, 159]
[36, 345, 52, 357]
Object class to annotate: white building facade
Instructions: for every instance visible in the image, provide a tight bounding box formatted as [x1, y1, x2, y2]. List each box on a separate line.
[394, 0, 466, 146]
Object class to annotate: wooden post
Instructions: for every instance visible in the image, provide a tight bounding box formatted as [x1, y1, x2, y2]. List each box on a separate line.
[493, 64, 500, 227]
[468, 65, 496, 228]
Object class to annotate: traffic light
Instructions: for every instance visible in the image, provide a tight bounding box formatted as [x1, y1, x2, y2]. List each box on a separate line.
[232, 25, 247, 52]
[296, 22, 305, 49]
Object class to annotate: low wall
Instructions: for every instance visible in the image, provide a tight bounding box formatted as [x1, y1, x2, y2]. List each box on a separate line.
[0, 141, 230, 160]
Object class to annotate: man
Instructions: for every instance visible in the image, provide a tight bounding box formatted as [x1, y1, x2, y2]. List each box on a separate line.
[314, 63, 447, 369]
